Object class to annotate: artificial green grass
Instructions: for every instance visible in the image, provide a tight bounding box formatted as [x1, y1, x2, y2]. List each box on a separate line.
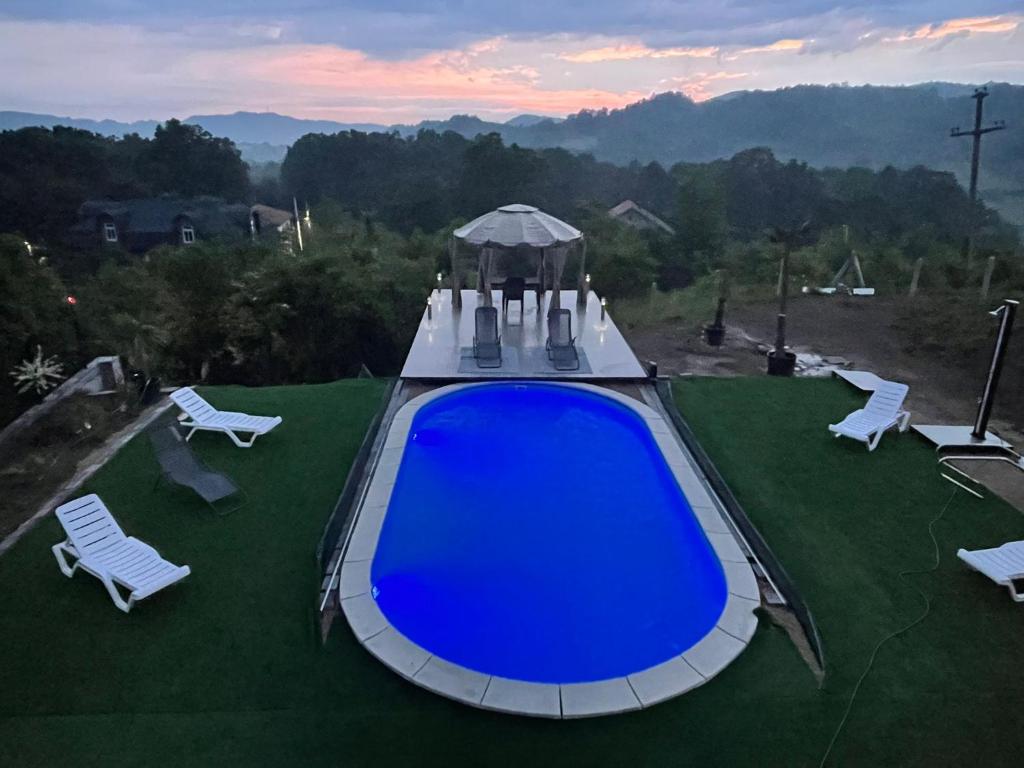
[1, 377, 1022, 767]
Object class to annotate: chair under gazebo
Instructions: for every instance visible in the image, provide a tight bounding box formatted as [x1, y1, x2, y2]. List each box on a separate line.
[449, 204, 588, 312]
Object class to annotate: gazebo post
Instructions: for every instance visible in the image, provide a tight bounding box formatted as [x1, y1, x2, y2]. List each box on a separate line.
[549, 244, 567, 311]
[449, 234, 462, 311]
[577, 238, 588, 306]
[537, 248, 546, 312]
[479, 246, 494, 308]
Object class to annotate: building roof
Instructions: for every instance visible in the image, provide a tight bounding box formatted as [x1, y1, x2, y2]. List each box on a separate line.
[250, 204, 293, 229]
[608, 199, 676, 235]
[74, 196, 250, 236]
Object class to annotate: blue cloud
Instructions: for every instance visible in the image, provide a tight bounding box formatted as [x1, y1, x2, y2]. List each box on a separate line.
[3, 1, 1022, 55]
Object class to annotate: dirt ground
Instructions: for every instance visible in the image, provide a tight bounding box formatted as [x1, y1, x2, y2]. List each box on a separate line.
[627, 294, 1024, 511]
[0, 393, 142, 539]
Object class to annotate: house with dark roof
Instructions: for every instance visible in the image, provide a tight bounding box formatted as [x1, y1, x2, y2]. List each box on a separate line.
[71, 196, 252, 253]
[249, 203, 295, 236]
[608, 199, 676, 236]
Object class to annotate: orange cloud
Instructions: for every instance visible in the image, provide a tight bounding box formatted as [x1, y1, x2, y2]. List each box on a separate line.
[740, 39, 806, 55]
[886, 15, 1020, 43]
[558, 43, 718, 63]
[662, 71, 749, 102]
[211, 43, 646, 119]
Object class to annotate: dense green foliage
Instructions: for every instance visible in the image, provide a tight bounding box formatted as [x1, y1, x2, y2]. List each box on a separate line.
[2, 379, 1024, 766]
[385, 85, 1024, 216]
[0, 236, 82, 425]
[0, 120, 249, 242]
[75, 213, 433, 385]
[282, 130, 637, 233]
[0, 119, 1020, 428]
[283, 132, 1015, 250]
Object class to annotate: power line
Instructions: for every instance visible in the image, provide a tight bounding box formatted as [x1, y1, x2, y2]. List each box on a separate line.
[950, 87, 1007, 265]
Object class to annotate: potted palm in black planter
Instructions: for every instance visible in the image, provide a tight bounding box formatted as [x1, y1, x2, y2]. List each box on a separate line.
[703, 269, 730, 346]
[767, 222, 813, 376]
[703, 298, 727, 346]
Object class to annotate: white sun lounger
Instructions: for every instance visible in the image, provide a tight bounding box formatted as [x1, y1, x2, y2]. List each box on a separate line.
[958, 542, 1024, 602]
[52, 494, 191, 613]
[828, 380, 910, 451]
[170, 386, 282, 448]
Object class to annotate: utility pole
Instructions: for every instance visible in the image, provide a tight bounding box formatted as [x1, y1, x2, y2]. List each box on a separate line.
[950, 87, 1006, 266]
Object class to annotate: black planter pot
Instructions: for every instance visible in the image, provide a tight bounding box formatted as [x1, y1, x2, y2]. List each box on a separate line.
[766, 350, 797, 377]
[703, 324, 726, 347]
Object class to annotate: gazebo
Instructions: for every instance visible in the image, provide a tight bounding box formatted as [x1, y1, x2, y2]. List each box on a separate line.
[449, 204, 587, 311]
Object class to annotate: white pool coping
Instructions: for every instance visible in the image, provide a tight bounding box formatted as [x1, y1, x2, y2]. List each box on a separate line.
[339, 381, 759, 718]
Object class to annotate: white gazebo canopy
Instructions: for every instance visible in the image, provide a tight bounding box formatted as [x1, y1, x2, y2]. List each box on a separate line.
[454, 203, 582, 248]
[450, 204, 586, 310]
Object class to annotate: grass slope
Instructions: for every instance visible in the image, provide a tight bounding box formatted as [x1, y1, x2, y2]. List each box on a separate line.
[1, 377, 1022, 767]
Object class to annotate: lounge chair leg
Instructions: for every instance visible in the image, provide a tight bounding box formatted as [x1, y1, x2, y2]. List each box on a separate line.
[867, 431, 882, 452]
[102, 576, 133, 613]
[899, 412, 911, 432]
[226, 430, 256, 448]
[51, 542, 78, 577]
[184, 427, 198, 442]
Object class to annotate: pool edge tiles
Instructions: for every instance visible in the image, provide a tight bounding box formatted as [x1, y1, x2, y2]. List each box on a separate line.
[338, 381, 760, 718]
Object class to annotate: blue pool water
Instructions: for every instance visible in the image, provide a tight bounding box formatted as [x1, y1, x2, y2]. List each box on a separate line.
[370, 383, 728, 684]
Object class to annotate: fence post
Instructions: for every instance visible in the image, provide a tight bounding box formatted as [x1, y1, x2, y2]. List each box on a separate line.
[980, 255, 996, 299]
[909, 257, 923, 297]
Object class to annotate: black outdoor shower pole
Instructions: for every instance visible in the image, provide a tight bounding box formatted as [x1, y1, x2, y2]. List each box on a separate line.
[972, 298, 1018, 439]
[766, 222, 813, 376]
[774, 242, 790, 356]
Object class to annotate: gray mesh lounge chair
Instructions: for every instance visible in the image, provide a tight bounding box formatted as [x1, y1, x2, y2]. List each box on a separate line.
[473, 306, 502, 368]
[546, 308, 580, 371]
[149, 426, 245, 514]
[502, 277, 525, 317]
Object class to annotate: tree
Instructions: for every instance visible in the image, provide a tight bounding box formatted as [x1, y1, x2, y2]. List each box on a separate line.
[672, 164, 727, 281]
[137, 120, 249, 200]
[575, 209, 658, 299]
[0, 236, 78, 423]
[635, 162, 677, 216]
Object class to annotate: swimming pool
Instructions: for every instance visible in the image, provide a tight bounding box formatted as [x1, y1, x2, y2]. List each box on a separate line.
[340, 382, 759, 717]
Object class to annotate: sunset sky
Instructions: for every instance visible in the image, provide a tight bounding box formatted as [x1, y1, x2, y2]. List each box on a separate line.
[2, 2, 1022, 123]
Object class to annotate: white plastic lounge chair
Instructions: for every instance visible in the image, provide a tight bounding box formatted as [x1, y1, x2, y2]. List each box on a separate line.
[170, 386, 282, 448]
[958, 542, 1024, 602]
[52, 494, 191, 613]
[828, 380, 910, 451]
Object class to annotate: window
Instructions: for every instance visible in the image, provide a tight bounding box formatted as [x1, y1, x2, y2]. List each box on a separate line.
[181, 224, 195, 244]
[103, 221, 118, 242]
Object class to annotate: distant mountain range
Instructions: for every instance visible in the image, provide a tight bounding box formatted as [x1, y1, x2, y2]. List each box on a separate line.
[2, 82, 1021, 223]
